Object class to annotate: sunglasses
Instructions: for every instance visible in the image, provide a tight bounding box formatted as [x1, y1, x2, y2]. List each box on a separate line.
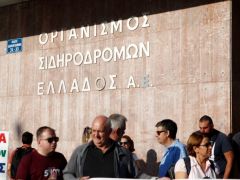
[156, 130, 166, 136]
[120, 141, 128, 145]
[42, 137, 59, 143]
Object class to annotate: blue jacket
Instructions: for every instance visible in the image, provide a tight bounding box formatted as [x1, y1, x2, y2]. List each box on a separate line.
[158, 139, 187, 177]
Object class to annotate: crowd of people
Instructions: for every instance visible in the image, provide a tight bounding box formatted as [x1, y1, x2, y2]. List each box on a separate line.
[7, 114, 240, 179]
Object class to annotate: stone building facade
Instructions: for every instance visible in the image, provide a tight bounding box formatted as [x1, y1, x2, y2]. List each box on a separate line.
[1, 0, 237, 164]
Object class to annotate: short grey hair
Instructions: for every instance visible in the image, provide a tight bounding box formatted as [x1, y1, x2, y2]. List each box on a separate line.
[105, 117, 112, 132]
[109, 113, 127, 130]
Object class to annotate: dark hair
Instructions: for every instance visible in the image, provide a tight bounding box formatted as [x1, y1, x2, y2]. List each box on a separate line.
[22, 131, 33, 144]
[36, 126, 55, 139]
[199, 115, 213, 125]
[122, 135, 135, 152]
[155, 119, 177, 139]
[187, 132, 208, 157]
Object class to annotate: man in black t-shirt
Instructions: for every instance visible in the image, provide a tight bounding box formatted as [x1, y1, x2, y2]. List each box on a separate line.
[197, 115, 234, 179]
[63, 115, 136, 179]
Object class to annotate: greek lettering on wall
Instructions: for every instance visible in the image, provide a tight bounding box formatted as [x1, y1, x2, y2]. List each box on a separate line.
[37, 15, 152, 95]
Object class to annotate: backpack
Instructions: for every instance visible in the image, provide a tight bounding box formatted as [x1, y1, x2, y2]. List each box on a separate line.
[10, 147, 33, 178]
[167, 157, 215, 179]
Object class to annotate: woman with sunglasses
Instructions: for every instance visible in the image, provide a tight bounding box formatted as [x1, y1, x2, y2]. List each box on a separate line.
[174, 132, 218, 179]
[120, 135, 138, 160]
[121, 135, 147, 177]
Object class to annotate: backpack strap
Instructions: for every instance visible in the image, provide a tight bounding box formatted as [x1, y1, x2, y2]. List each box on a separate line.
[183, 157, 215, 177]
[183, 157, 191, 176]
[209, 160, 215, 173]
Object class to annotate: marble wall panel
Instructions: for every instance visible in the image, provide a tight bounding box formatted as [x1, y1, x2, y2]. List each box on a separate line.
[0, 1, 232, 163]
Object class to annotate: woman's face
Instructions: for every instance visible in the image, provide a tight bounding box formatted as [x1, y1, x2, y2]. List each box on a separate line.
[120, 137, 130, 149]
[195, 137, 212, 159]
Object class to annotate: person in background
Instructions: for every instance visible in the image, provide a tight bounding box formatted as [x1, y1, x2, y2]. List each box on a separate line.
[121, 134, 149, 178]
[16, 126, 67, 180]
[175, 132, 218, 179]
[8, 131, 34, 179]
[155, 119, 187, 178]
[63, 115, 136, 179]
[109, 113, 127, 142]
[196, 115, 233, 178]
[120, 135, 138, 160]
[231, 131, 240, 178]
[82, 126, 92, 144]
[109, 114, 144, 178]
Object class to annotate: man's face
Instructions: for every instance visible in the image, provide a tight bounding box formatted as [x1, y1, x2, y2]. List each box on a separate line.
[155, 126, 168, 145]
[199, 121, 213, 134]
[110, 123, 126, 142]
[92, 117, 110, 148]
[39, 129, 58, 154]
[115, 126, 126, 141]
[118, 126, 126, 139]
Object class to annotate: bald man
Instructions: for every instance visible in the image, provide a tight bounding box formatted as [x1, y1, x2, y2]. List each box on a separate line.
[63, 115, 136, 179]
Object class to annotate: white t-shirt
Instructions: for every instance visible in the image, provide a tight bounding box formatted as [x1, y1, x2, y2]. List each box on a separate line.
[174, 156, 217, 179]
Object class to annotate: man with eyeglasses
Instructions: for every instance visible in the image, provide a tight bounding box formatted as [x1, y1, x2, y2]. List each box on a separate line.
[197, 115, 234, 179]
[16, 126, 67, 180]
[63, 115, 136, 179]
[155, 119, 187, 178]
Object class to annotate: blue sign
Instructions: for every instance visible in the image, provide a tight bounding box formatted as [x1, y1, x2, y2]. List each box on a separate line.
[7, 38, 23, 54]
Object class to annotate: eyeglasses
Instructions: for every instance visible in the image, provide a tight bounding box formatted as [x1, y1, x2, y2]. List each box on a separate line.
[42, 137, 59, 143]
[120, 141, 128, 145]
[199, 142, 212, 148]
[156, 130, 166, 136]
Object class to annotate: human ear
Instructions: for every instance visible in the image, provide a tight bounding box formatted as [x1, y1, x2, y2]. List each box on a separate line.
[166, 130, 170, 137]
[37, 138, 41, 145]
